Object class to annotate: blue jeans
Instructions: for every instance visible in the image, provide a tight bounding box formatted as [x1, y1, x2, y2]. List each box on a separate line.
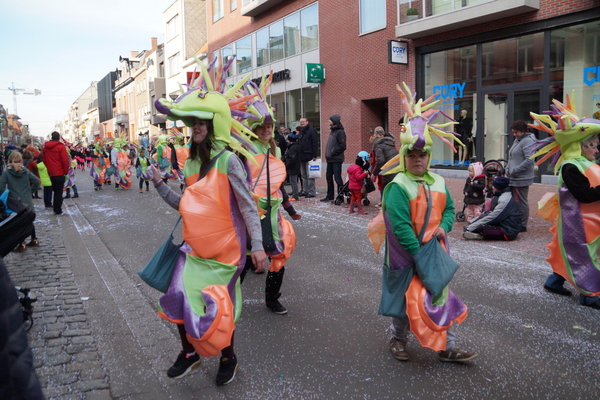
[545, 272, 599, 305]
[391, 316, 456, 350]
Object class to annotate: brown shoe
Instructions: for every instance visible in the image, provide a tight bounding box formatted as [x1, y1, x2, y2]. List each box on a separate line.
[438, 348, 478, 363]
[389, 338, 409, 361]
[28, 238, 39, 247]
[15, 242, 26, 252]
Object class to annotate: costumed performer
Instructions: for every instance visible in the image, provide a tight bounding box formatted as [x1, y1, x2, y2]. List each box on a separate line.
[150, 55, 267, 386]
[529, 96, 600, 309]
[171, 130, 190, 193]
[154, 134, 175, 182]
[63, 147, 79, 199]
[90, 139, 107, 191]
[237, 75, 301, 315]
[368, 83, 477, 363]
[110, 137, 132, 189]
[135, 147, 151, 193]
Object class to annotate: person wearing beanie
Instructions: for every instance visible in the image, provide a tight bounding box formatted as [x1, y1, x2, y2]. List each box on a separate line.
[320, 113, 346, 202]
[463, 175, 522, 240]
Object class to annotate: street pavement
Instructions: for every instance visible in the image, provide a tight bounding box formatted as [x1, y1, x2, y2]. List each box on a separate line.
[4, 168, 600, 399]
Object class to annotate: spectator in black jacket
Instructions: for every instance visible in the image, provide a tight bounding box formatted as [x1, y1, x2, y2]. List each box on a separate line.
[0, 258, 45, 400]
[284, 133, 301, 200]
[321, 114, 346, 202]
[298, 117, 319, 198]
[463, 176, 522, 240]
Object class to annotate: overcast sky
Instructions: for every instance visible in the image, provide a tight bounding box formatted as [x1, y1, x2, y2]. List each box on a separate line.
[0, 0, 169, 138]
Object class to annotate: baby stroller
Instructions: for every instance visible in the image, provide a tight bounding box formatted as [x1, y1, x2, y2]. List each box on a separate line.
[333, 151, 374, 206]
[455, 160, 506, 222]
[0, 190, 35, 257]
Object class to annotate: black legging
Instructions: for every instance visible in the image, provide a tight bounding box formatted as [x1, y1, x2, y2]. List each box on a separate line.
[50, 175, 65, 214]
[177, 324, 234, 358]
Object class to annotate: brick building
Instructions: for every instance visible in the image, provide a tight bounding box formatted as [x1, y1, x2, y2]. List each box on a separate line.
[207, 0, 600, 180]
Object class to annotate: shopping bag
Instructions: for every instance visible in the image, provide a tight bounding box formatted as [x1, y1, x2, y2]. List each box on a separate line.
[138, 217, 182, 293]
[364, 176, 376, 193]
[412, 237, 459, 298]
[308, 159, 322, 179]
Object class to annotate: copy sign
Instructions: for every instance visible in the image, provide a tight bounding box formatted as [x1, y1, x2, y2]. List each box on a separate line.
[389, 40, 408, 65]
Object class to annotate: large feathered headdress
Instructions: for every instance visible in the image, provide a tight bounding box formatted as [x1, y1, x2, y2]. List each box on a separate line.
[154, 55, 259, 163]
[528, 93, 600, 174]
[381, 82, 465, 175]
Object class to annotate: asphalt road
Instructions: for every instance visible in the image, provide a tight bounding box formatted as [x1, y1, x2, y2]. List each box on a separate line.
[64, 170, 600, 399]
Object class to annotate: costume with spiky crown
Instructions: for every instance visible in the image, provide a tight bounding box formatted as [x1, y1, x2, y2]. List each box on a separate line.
[90, 139, 107, 189]
[368, 83, 468, 352]
[111, 137, 132, 189]
[153, 134, 175, 180]
[152, 56, 263, 358]
[531, 95, 600, 301]
[237, 73, 297, 311]
[170, 129, 190, 186]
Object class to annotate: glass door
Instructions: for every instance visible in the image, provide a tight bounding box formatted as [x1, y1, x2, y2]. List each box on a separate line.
[478, 87, 541, 163]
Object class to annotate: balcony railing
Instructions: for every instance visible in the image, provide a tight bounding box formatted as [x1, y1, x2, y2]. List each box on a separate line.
[115, 113, 129, 125]
[396, 0, 540, 39]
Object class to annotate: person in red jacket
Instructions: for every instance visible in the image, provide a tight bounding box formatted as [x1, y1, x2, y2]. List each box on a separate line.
[347, 152, 370, 214]
[42, 131, 69, 215]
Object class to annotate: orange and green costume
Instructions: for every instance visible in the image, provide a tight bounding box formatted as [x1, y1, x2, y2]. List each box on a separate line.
[369, 82, 467, 351]
[531, 95, 600, 297]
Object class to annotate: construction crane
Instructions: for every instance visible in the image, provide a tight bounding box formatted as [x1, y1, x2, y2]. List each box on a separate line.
[7, 82, 41, 115]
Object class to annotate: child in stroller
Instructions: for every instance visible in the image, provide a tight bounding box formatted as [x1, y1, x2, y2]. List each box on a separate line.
[455, 159, 506, 222]
[334, 151, 374, 207]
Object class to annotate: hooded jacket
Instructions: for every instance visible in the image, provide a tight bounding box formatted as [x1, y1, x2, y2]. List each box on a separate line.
[42, 140, 69, 177]
[325, 114, 346, 163]
[463, 162, 486, 205]
[372, 135, 399, 176]
[0, 167, 40, 209]
[506, 132, 536, 187]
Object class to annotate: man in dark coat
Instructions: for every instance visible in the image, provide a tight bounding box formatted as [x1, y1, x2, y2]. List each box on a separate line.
[321, 114, 346, 202]
[42, 131, 69, 215]
[0, 258, 45, 400]
[298, 117, 319, 198]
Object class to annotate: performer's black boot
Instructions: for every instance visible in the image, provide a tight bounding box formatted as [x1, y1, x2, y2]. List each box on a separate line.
[265, 267, 287, 314]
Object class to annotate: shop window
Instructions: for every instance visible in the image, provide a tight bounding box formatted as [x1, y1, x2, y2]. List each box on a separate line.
[236, 36, 252, 73]
[302, 86, 321, 139]
[256, 27, 270, 67]
[166, 15, 179, 42]
[286, 89, 302, 128]
[549, 37, 564, 70]
[360, 0, 385, 34]
[284, 13, 300, 58]
[460, 47, 475, 81]
[270, 92, 285, 127]
[517, 36, 534, 74]
[222, 45, 233, 76]
[213, 0, 224, 22]
[270, 20, 284, 63]
[301, 4, 319, 52]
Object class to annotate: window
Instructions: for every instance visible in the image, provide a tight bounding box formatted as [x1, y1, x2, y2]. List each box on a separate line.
[256, 27, 269, 67]
[167, 15, 179, 41]
[236, 36, 252, 73]
[270, 92, 285, 127]
[242, 0, 252, 5]
[222, 45, 233, 76]
[230, 0, 237, 11]
[301, 4, 319, 52]
[517, 36, 534, 74]
[168, 53, 180, 77]
[270, 21, 284, 62]
[359, 0, 385, 34]
[213, 0, 224, 22]
[286, 89, 302, 127]
[284, 13, 300, 58]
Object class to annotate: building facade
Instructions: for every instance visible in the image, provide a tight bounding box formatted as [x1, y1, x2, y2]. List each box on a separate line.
[207, 0, 600, 181]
